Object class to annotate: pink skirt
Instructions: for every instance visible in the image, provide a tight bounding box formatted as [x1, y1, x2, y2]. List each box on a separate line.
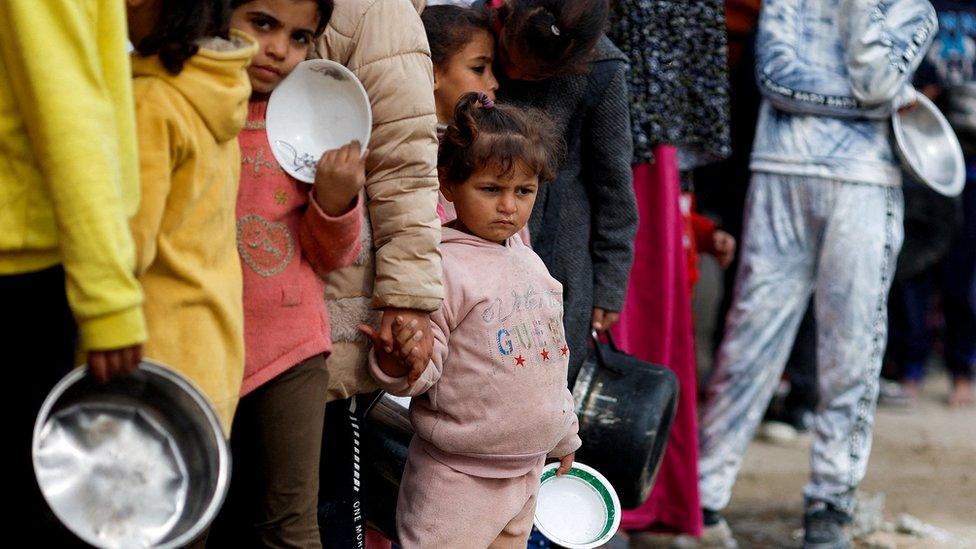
[612, 146, 703, 536]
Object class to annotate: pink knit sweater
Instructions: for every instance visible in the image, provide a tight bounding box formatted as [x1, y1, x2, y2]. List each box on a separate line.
[370, 227, 581, 478]
[237, 100, 362, 395]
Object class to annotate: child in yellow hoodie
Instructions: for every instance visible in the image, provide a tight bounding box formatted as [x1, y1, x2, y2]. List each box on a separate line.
[1, 0, 148, 541]
[127, 0, 258, 433]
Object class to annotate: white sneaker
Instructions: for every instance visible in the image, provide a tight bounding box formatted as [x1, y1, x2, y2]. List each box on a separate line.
[757, 420, 799, 444]
[695, 517, 739, 548]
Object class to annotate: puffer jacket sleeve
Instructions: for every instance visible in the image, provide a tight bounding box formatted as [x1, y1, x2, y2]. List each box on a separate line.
[756, 0, 935, 118]
[130, 81, 179, 278]
[841, 0, 937, 106]
[332, 0, 444, 312]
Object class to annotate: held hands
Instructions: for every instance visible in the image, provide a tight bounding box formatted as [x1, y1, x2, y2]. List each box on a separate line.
[359, 312, 431, 384]
[313, 140, 368, 217]
[380, 308, 434, 367]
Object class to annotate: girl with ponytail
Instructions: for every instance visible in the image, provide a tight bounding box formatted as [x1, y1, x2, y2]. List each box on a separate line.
[362, 93, 577, 548]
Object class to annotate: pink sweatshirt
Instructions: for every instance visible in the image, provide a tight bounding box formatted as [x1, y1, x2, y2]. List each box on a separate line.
[370, 226, 581, 478]
[238, 101, 363, 395]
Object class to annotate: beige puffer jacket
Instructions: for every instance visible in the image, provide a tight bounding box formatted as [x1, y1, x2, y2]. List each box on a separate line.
[318, 0, 443, 401]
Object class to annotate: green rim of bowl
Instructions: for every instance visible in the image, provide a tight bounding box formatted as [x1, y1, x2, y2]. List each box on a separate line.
[540, 466, 616, 542]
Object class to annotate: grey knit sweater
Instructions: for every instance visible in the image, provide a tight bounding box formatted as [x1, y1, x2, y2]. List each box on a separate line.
[500, 37, 638, 375]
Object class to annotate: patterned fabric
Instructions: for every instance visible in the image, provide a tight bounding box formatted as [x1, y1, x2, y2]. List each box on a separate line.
[699, 173, 904, 514]
[750, 0, 938, 186]
[608, 0, 731, 168]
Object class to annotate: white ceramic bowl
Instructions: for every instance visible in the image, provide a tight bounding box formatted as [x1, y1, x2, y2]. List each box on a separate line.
[892, 93, 965, 197]
[534, 461, 621, 549]
[267, 59, 372, 184]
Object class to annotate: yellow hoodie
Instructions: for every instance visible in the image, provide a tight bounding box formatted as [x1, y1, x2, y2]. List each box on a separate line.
[130, 31, 257, 432]
[0, 0, 146, 351]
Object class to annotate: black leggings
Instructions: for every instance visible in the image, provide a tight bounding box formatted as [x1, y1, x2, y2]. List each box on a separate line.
[4, 265, 86, 545]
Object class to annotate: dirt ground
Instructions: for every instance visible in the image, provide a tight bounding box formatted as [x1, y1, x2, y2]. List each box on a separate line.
[724, 372, 976, 548]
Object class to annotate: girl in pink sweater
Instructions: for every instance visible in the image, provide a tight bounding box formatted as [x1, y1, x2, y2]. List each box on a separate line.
[209, 1, 365, 547]
[363, 93, 579, 548]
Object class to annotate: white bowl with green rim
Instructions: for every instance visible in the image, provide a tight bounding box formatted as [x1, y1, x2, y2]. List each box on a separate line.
[534, 461, 621, 548]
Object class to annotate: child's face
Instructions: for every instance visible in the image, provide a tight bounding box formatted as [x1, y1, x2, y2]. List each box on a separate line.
[442, 165, 539, 244]
[434, 30, 499, 123]
[231, 0, 320, 94]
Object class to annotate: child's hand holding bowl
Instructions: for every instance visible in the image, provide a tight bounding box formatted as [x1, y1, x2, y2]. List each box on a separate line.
[312, 140, 368, 217]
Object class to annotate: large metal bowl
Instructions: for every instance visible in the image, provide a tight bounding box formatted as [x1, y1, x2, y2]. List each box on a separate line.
[892, 93, 966, 197]
[32, 360, 229, 548]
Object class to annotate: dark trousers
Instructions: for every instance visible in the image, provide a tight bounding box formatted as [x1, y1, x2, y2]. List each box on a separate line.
[209, 355, 330, 548]
[888, 180, 976, 382]
[4, 265, 86, 545]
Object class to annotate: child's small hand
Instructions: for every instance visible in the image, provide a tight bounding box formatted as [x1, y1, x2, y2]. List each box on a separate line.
[391, 316, 429, 385]
[556, 452, 575, 476]
[712, 230, 736, 269]
[88, 344, 144, 383]
[313, 140, 368, 217]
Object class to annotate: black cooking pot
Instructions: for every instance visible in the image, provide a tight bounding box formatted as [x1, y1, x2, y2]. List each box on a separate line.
[572, 332, 679, 507]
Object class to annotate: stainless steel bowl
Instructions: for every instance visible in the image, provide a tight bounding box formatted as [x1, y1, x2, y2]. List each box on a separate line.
[32, 360, 229, 548]
[892, 93, 966, 197]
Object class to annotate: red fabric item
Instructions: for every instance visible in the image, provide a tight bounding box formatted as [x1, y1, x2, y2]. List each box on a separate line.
[680, 191, 720, 290]
[612, 147, 703, 536]
[691, 212, 718, 256]
[365, 528, 392, 549]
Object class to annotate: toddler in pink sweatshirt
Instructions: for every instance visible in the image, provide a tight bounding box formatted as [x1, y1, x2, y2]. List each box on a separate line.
[363, 92, 579, 548]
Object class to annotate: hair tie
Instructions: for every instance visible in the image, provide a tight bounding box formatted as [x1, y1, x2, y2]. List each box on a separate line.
[551, 24, 561, 36]
[477, 91, 495, 110]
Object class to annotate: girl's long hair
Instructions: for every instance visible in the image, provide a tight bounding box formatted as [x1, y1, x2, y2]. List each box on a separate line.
[133, 0, 232, 75]
[496, 0, 609, 78]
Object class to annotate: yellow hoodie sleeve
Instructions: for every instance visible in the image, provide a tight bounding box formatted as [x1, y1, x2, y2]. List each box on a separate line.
[130, 82, 179, 276]
[0, 1, 146, 350]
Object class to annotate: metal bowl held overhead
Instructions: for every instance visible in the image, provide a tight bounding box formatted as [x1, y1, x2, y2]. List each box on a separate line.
[892, 93, 966, 197]
[32, 361, 229, 548]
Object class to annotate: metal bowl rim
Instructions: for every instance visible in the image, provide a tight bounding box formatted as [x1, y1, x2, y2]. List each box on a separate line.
[32, 359, 230, 549]
[891, 93, 966, 197]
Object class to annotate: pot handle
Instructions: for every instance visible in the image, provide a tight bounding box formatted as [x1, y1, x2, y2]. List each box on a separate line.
[590, 330, 626, 374]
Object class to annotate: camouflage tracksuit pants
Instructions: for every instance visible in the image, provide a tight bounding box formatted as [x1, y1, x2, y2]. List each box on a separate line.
[698, 173, 904, 514]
